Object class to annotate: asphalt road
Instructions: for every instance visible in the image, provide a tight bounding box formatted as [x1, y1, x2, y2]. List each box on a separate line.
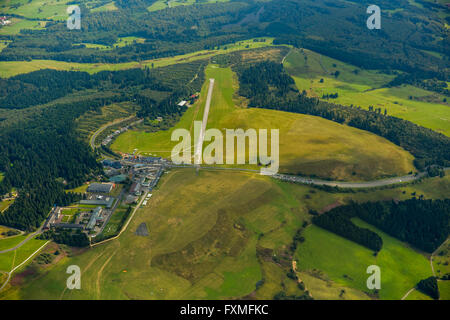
[89, 115, 137, 150]
[0, 226, 43, 254]
[90, 190, 149, 248]
[194, 78, 215, 165]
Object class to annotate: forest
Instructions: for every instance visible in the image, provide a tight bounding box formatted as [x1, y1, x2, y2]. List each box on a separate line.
[316, 199, 450, 253]
[313, 208, 383, 252]
[0, 59, 204, 230]
[38, 228, 90, 247]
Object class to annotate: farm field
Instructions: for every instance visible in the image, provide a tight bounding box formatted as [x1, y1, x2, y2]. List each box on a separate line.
[0, 38, 275, 78]
[113, 64, 415, 181]
[295, 220, 433, 300]
[284, 48, 450, 136]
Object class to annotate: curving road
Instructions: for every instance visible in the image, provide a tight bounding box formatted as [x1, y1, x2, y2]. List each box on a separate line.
[0, 227, 43, 254]
[89, 115, 138, 150]
[169, 164, 449, 189]
[0, 240, 50, 292]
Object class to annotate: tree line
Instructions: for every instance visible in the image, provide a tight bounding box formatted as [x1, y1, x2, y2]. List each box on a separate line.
[314, 199, 449, 253]
[235, 61, 450, 170]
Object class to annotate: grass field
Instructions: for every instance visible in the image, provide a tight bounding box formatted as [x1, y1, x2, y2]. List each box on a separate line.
[438, 281, 450, 300]
[0, 200, 14, 213]
[113, 64, 415, 181]
[433, 240, 450, 279]
[90, 1, 118, 12]
[97, 205, 128, 239]
[65, 184, 89, 194]
[147, 0, 229, 12]
[0, 40, 10, 53]
[0, 226, 20, 239]
[1, 169, 311, 299]
[0, 235, 28, 252]
[75, 102, 137, 142]
[0, 18, 46, 35]
[298, 271, 370, 300]
[405, 288, 433, 300]
[0, 38, 275, 78]
[295, 220, 433, 300]
[284, 48, 450, 136]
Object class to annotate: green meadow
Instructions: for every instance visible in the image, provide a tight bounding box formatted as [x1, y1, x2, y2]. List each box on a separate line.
[113, 64, 415, 181]
[438, 281, 450, 300]
[284, 48, 450, 136]
[405, 289, 433, 300]
[0, 237, 48, 273]
[295, 221, 433, 300]
[90, 1, 118, 12]
[75, 102, 137, 142]
[0, 200, 14, 213]
[1, 169, 447, 299]
[148, 0, 230, 12]
[1, 169, 309, 299]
